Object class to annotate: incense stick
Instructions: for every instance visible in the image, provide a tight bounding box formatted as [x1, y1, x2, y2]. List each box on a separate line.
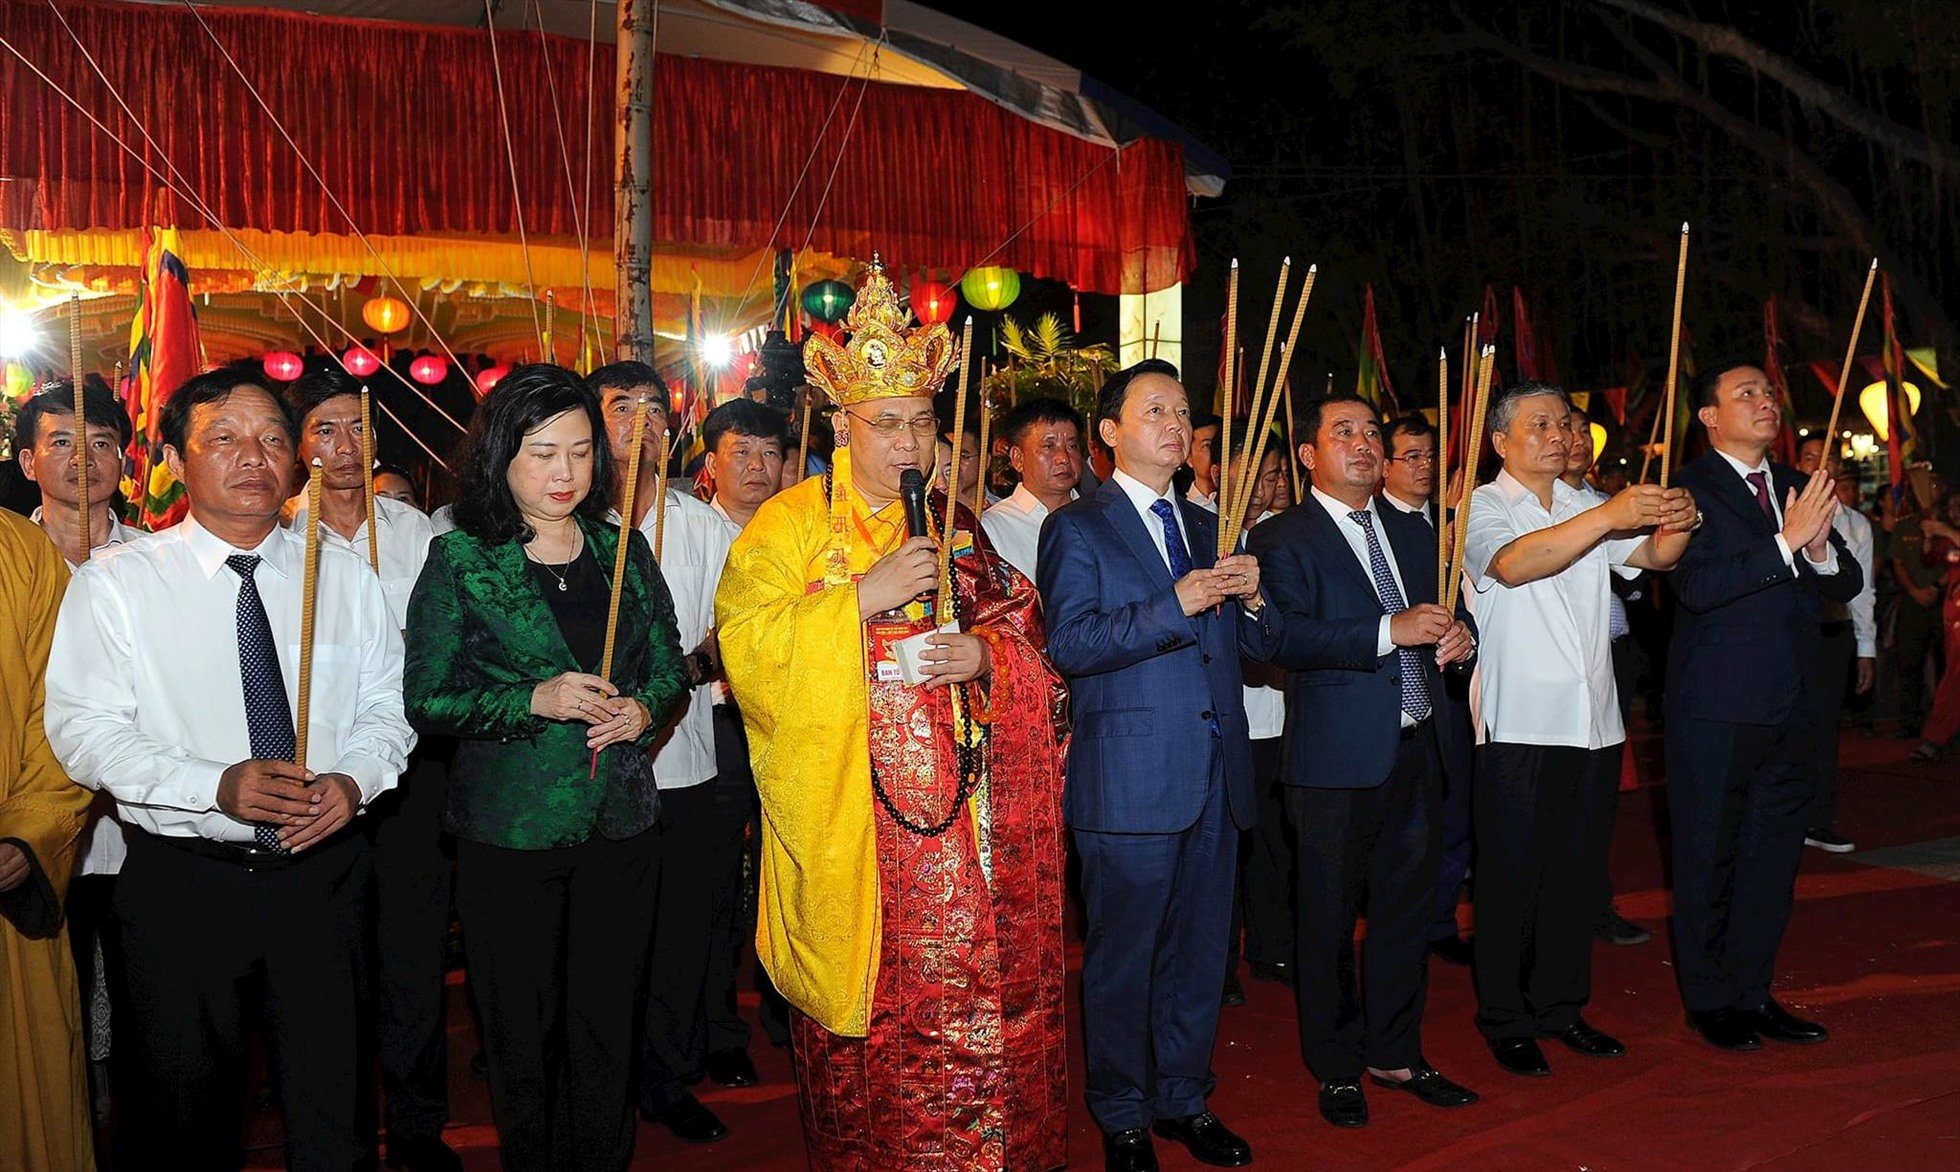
[594, 394, 651, 778]
[1820, 258, 1880, 457]
[1444, 345, 1497, 612]
[1230, 264, 1316, 537]
[360, 385, 379, 572]
[296, 459, 323, 769]
[1658, 223, 1690, 489]
[1281, 374, 1301, 504]
[1638, 391, 1667, 484]
[651, 431, 671, 561]
[973, 385, 993, 521]
[70, 295, 89, 560]
[939, 319, 975, 606]
[1215, 259, 1240, 558]
[796, 386, 815, 485]
[1435, 346, 1449, 591]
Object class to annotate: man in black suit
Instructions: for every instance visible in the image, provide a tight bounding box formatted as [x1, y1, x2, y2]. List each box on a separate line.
[1667, 360, 1862, 1051]
[1251, 396, 1479, 1130]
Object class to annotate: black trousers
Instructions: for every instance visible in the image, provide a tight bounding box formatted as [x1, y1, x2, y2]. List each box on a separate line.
[1802, 624, 1856, 828]
[113, 826, 372, 1172]
[66, 869, 125, 1126]
[639, 777, 750, 1111]
[368, 747, 454, 1144]
[1227, 736, 1292, 972]
[1287, 723, 1442, 1081]
[1894, 601, 1939, 730]
[704, 703, 790, 1051]
[1472, 743, 1618, 1040]
[1666, 715, 1809, 1014]
[454, 829, 660, 1172]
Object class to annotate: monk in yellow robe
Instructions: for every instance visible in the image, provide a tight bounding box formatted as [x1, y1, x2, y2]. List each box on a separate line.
[716, 263, 1068, 1170]
[1, 510, 94, 1169]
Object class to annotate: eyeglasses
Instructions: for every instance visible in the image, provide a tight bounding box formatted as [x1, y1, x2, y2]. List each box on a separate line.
[1387, 451, 1437, 466]
[845, 410, 939, 438]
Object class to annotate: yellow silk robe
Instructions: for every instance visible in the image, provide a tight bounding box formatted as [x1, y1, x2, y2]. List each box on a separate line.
[715, 474, 891, 1036]
[0, 510, 93, 1169]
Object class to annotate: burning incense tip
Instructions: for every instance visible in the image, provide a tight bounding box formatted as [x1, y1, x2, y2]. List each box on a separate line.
[1306, 263, 1317, 273]
[1230, 258, 1239, 268]
[1680, 221, 1690, 233]
[1868, 257, 1878, 269]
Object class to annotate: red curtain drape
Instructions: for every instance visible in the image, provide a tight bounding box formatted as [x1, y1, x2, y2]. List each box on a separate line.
[0, 0, 1193, 293]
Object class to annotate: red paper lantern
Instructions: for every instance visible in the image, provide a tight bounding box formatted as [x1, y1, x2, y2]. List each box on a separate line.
[261, 351, 303, 382]
[409, 354, 449, 386]
[342, 345, 381, 377]
[910, 278, 955, 326]
[475, 363, 511, 397]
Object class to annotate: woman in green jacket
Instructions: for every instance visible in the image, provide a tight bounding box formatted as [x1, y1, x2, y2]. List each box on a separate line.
[405, 364, 686, 1172]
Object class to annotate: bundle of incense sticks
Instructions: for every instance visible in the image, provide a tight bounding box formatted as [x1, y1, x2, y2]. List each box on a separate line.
[938, 318, 977, 608]
[1444, 345, 1497, 612]
[1223, 262, 1316, 546]
[593, 395, 652, 778]
[296, 459, 324, 768]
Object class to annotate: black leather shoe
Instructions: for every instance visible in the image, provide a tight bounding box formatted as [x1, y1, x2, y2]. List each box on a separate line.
[648, 1093, 729, 1144]
[1743, 1000, 1829, 1045]
[1151, 1112, 1252, 1166]
[705, 1047, 760, 1087]
[1687, 1008, 1763, 1052]
[1488, 1037, 1551, 1077]
[1103, 1128, 1159, 1172]
[1428, 935, 1474, 966]
[1549, 1018, 1626, 1058]
[1221, 969, 1247, 1007]
[1368, 1063, 1479, 1108]
[385, 1136, 464, 1172]
[1317, 1080, 1368, 1128]
[1595, 907, 1651, 945]
[1249, 959, 1296, 986]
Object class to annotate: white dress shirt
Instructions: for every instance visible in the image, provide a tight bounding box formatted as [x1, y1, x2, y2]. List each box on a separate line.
[1379, 491, 1434, 526]
[1712, 449, 1838, 576]
[982, 483, 1076, 581]
[1576, 482, 1637, 641]
[707, 496, 747, 706]
[629, 489, 734, 790]
[1241, 510, 1287, 739]
[1311, 488, 1416, 726]
[45, 514, 415, 843]
[1113, 468, 1196, 571]
[286, 494, 435, 630]
[1833, 506, 1878, 657]
[1185, 482, 1219, 514]
[32, 507, 137, 876]
[1465, 470, 1645, 749]
[428, 502, 458, 536]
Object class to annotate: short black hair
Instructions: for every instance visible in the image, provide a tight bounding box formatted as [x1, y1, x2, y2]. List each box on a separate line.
[1190, 412, 1222, 434]
[14, 377, 132, 453]
[1093, 358, 1181, 434]
[998, 397, 1085, 450]
[285, 365, 363, 426]
[1294, 394, 1376, 446]
[453, 363, 616, 544]
[1690, 358, 1762, 412]
[373, 461, 414, 483]
[585, 360, 672, 416]
[703, 398, 787, 455]
[1382, 413, 1435, 457]
[1799, 433, 1828, 454]
[1487, 379, 1569, 437]
[160, 362, 294, 454]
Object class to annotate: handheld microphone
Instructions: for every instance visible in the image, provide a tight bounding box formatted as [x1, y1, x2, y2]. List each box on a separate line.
[899, 468, 931, 538]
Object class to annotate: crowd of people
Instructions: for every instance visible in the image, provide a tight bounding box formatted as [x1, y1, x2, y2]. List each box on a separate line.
[4, 262, 1958, 1172]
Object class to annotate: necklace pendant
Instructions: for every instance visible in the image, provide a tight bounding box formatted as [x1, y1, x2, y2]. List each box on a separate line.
[558, 579, 568, 591]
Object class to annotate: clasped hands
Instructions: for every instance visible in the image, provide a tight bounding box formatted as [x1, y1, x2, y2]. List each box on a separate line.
[216, 760, 360, 852]
[1777, 468, 1841, 561]
[1604, 484, 1700, 534]
[1176, 553, 1263, 617]
[532, 673, 652, 751]
[1390, 603, 1475, 667]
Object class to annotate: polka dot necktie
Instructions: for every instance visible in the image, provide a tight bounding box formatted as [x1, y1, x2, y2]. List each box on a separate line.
[1347, 510, 1432, 724]
[227, 554, 294, 852]
[1149, 498, 1194, 579]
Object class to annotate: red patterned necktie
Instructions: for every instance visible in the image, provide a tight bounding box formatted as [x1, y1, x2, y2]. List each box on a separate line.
[1745, 471, 1776, 525]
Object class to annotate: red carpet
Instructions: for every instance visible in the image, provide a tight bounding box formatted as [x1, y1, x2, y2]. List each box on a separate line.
[242, 731, 1960, 1169]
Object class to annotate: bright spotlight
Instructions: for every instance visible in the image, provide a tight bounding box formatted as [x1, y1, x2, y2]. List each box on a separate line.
[0, 310, 39, 361]
[700, 333, 735, 369]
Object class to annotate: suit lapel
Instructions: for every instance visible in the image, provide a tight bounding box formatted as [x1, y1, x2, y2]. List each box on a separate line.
[1182, 500, 1219, 570]
[1097, 478, 1175, 590]
[1300, 498, 1380, 601]
[1698, 453, 1778, 536]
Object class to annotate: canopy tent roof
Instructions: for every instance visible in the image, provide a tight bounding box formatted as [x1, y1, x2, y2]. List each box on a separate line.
[2, 0, 1217, 368]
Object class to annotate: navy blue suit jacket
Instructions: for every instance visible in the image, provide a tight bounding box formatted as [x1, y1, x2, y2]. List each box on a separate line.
[1038, 477, 1284, 833]
[1251, 497, 1463, 790]
[1666, 451, 1862, 727]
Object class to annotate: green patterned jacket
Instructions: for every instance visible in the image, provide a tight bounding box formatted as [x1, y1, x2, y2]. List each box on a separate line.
[405, 515, 687, 849]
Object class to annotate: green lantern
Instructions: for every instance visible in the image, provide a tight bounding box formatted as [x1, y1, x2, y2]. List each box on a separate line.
[801, 279, 855, 325]
[960, 266, 1021, 312]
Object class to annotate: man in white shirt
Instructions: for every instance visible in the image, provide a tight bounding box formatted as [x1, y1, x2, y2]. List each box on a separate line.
[589, 363, 741, 1144]
[280, 368, 453, 1172]
[1183, 412, 1222, 512]
[1464, 380, 1695, 1078]
[1792, 436, 1875, 853]
[981, 397, 1084, 582]
[46, 364, 414, 1171]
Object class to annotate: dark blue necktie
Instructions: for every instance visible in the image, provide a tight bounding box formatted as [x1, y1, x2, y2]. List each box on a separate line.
[228, 554, 294, 852]
[1149, 498, 1193, 579]
[1347, 510, 1432, 723]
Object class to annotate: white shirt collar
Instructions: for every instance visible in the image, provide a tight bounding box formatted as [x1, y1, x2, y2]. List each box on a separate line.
[181, 513, 294, 580]
[1002, 482, 1074, 517]
[1380, 490, 1430, 518]
[1112, 467, 1179, 513]
[1713, 447, 1772, 481]
[1311, 485, 1381, 528]
[1492, 467, 1581, 512]
[29, 505, 135, 559]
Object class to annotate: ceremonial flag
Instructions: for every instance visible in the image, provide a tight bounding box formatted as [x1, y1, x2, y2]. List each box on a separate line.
[1512, 287, 1542, 382]
[1762, 298, 1797, 465]
[1355, 284, 1399, 414]
[1879, 273, 1919, 492]
[123, 227, 202, 530]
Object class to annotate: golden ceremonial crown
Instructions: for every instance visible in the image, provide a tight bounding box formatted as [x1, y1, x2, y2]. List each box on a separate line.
[803, 258, 955, 407]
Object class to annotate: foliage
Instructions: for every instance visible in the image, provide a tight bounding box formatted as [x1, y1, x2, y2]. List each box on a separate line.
[983, 312, 1118, 419]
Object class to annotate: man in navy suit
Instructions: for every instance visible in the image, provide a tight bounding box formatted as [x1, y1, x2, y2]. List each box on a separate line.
[1251, 396, 1479, 1130]
[1667, 360, 1861, 1052]
[1039, 359, 1280, 1172]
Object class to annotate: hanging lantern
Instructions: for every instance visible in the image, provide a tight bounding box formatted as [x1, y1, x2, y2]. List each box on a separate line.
[261, 351, 304, 382]
[362, 295, 411, 335]
[409, 354, 450, 386]
[342, 345, 382, 377]
[475, 363, 511, 397]
[910, 278, 955, 326]
[801, 279, 855, 325]
[1858, 379, 1922, 442]
[959, 266, 1021, 312]
[1588, 421, 1608, 460]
